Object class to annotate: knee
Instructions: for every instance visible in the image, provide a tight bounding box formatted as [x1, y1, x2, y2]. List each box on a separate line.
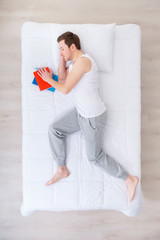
[48, 122, 57, 135]
[48, 122, 64, 138]
[87, 149, 103, 164]
[87, 155, 97, 164]
[85, 148, 97, 163]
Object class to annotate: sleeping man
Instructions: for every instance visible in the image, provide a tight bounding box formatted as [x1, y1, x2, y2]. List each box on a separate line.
[37, 31, 139, 202]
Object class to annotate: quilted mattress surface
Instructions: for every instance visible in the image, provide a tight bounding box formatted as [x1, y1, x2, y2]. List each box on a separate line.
[20, 22, 143, 217]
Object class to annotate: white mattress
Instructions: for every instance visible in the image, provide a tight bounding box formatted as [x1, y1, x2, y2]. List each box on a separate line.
[20, 22, 144, 217]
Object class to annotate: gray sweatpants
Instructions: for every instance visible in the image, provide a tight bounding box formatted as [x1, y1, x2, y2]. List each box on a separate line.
[48, 108, 129, 181]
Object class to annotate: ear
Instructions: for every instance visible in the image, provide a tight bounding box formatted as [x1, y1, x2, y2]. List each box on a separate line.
[70, 43, 76, 51]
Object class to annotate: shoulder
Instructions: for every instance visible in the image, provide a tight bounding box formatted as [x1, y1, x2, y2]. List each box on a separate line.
[74, 56, 92, 73]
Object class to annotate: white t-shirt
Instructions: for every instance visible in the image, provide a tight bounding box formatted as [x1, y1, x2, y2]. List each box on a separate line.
[68, 53, 107, 118]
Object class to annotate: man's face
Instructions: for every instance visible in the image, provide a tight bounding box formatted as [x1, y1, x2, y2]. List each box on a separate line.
[58, 40, 71, 61]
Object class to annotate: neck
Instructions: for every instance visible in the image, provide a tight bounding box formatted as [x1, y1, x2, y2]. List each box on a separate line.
[71, 50, 84, 62]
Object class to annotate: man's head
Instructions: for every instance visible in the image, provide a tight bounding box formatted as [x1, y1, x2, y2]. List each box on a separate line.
[57, 31, 81, 61]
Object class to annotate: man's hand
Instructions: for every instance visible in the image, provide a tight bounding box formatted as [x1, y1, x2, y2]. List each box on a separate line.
[37, 67, 53, 84]
[60, 52, 65, 60]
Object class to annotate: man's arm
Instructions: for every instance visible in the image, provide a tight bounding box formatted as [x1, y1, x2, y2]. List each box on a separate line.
[49, 58, 87, 94]
[58, 67, 69, 84]
[58, 56, 67, 83]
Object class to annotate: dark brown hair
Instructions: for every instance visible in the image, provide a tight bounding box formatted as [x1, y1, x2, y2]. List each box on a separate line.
[57, 31, 81, 50]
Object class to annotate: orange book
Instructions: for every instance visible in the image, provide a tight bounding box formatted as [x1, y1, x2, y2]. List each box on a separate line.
[33, 67, 52, 91]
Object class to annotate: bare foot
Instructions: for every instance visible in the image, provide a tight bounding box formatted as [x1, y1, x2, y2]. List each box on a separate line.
[125, 175, 139, 202]
[45, 166, 70, 186]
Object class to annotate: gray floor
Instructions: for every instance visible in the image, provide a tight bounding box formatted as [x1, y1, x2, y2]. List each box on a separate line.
[0, 0, 160, 239]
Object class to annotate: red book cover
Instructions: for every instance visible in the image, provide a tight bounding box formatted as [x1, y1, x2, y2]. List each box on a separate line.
[33, 67, 52, 91]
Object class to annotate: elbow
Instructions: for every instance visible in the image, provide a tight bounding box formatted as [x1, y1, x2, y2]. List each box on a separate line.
[63, 88, 70, 95]
[63, 85, 71, 95]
